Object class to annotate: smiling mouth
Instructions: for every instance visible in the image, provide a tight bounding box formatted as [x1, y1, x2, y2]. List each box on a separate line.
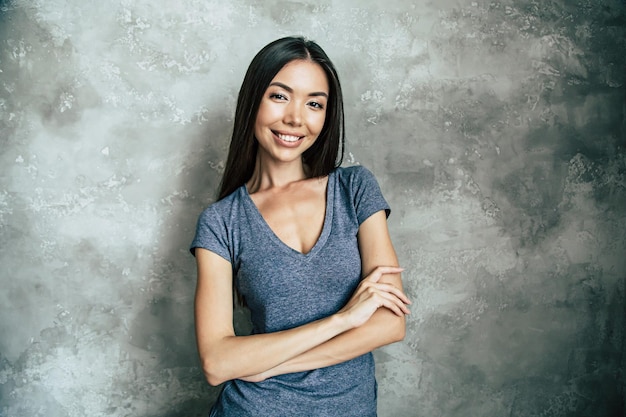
[274, 132, 303, 142]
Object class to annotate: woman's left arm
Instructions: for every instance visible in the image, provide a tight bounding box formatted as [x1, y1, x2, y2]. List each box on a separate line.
[241, 210, 409, 381]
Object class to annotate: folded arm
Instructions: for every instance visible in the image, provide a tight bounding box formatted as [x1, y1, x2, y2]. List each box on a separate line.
[194, 210, 409, 386]
[195, 248, 355, 386]
[240, 210, 408, 381]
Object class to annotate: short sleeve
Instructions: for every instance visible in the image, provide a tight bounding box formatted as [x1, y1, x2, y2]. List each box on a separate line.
[351, 166, 390, 225]
[189, 205, 232, 262]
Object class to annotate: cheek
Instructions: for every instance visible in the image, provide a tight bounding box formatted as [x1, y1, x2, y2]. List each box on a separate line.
[254, 103, 276, 135]
[255, 103, 270, 124]
[308, 111, 326, 134]
[315, 113, 327, 134]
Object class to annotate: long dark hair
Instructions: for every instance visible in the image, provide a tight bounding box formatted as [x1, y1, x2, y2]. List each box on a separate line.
[217, 36, 345, 200]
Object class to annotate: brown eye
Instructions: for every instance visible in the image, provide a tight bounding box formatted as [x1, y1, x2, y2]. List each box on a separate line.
[269, 93, 287, 101]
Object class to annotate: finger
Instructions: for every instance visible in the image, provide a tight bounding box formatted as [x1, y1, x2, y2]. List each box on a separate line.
[382, 293, 411, 315]
[386, 286, 411, 305]
[375, 292, 411, 316]
[366, 266, 404, 283]
[358, 282, 411, 305]
[364, 287, 411, 315]
[367, 282, 411, 304]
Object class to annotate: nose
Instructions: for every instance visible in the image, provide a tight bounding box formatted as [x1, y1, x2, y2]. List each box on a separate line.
[284, 100, 302, 126]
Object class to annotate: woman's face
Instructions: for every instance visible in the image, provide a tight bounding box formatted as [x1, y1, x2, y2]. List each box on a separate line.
[254, 59, 329, 167]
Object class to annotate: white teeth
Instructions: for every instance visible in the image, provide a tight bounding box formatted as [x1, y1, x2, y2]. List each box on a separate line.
[278, 133, 301, 142]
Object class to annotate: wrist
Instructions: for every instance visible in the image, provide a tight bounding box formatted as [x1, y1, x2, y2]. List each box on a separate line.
[331, 310, 355, 333]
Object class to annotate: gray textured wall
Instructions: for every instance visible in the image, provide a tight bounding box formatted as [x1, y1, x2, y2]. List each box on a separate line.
[1, 1, 624, 416]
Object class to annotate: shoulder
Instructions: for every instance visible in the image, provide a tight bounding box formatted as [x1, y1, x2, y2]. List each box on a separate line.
[333, 165, 389, 223]
[333, 165, 378, 187]
[191, 186, 246, 258]
[197, 187, 245, 224]
[335, 165, 378, 190]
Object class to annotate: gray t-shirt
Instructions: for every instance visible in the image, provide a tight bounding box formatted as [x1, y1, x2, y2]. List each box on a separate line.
[191, 166, 390, 417]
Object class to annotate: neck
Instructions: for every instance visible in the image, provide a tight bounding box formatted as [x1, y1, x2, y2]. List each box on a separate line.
[246, 154, 309, 194]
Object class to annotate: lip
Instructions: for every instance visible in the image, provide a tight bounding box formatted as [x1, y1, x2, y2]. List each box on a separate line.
[272, 130, 305, 148]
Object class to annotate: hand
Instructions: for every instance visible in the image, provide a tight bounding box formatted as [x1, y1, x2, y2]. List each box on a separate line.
[338, 266, 411, 329]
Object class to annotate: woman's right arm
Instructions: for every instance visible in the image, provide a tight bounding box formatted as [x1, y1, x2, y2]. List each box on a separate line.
[194, 248, 406, 386]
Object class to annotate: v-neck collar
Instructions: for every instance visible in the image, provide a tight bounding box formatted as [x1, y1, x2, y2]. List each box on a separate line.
[242, 171, 335, 258]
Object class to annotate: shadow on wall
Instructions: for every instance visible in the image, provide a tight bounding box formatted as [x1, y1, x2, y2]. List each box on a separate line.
[126, 115, 236, 415]
[575, 277, 625, 415]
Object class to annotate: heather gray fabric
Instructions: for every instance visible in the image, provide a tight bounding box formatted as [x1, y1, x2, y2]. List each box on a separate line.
[191, 166, 390, 417]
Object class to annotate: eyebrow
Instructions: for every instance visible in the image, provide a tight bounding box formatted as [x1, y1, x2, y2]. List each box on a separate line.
[269, 82, 328, 98]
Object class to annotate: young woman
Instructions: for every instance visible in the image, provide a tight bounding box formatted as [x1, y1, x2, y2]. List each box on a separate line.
[190, 36, 411, 417]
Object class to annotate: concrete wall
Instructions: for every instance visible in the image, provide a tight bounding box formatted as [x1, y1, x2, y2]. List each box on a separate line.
[1, 1, 624, 416]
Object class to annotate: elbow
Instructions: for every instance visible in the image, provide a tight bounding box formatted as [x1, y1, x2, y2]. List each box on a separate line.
[205, 373, 225, 387]
[198, 337, 242, 386]
[201, 358, 228, 386]
[372, 309, 407, 346]
[389, 315, 406, 344]
[393, 322, 406, 343]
